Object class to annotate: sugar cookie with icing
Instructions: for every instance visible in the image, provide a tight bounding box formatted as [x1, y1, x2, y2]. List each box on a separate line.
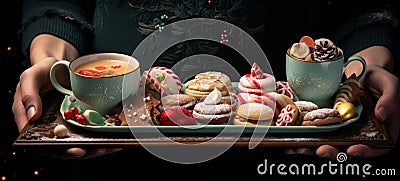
[143, 66, 183, 100]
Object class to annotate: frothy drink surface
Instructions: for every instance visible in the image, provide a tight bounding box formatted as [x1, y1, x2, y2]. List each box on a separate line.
[74, 60, 135, 77]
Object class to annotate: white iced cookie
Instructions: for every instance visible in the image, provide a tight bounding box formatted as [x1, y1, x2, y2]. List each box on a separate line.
[289, 42, 310, 59]
[143, 66, 183, 97]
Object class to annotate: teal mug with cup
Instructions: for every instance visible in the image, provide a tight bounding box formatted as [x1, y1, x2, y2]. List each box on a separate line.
[286, 41, 366, 108]
[50, 53, 141, 116]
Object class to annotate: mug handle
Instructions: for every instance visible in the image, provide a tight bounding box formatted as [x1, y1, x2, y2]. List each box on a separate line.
[50, 60, 73, 96]
[344, 55, 367, 80]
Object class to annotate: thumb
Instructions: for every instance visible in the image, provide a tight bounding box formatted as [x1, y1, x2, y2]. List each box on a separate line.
[373, 74, 399, 122]
[22, 91, 43, 123]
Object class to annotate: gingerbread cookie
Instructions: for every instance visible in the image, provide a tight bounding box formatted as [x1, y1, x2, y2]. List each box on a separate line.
[302, 108, 342, 126]
[294, 101, 318, 122]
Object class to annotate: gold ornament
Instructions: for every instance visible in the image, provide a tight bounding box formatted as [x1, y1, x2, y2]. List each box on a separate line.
[336, 102, 356, 121]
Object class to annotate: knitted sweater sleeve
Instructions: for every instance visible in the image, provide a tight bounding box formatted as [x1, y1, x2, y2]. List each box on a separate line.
[21, 0, 95, 57]
[334, 7, 400, 59]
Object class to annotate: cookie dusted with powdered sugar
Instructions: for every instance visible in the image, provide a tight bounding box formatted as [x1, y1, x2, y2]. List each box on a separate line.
[302, 108, 342, 126]
[294, 101, 318, 122]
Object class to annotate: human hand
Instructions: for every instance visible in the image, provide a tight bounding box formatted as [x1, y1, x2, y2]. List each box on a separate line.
[12, 57, 59, 131]
[12, 57, 121, 159]
[286, 65, 400, 159]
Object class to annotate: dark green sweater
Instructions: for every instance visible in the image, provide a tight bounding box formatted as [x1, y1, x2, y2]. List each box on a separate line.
[21, 0, 399, 80]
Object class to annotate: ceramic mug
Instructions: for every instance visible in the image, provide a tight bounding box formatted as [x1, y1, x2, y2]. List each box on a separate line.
[50, 53, 141, 115]
[286, 52, 366, 107]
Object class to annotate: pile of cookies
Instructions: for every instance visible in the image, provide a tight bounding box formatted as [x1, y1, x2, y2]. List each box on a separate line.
[143, 66, 238, 126]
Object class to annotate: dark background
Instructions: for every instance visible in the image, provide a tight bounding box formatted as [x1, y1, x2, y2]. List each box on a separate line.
[1, 1, 399, 181]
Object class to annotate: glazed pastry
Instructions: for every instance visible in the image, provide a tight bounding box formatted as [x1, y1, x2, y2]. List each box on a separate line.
[238, 63, 276, 95]
[143, 66, 183, 100]
[192, 88, 232, 124]
[294, 100, 318, 122]
[161, 94, 197, 110]
[275, 104, 300, 126]
[302, 108, 342, 126]
[233, 102, 274, 126]
[184, 77, 229, 99]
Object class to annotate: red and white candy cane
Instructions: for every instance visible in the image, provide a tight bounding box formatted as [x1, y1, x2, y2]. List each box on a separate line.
[144, 66, 183, 96]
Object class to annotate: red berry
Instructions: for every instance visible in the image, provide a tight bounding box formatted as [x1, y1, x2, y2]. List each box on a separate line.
[63, 110, 73, 119]
[75, 114, 87, 125]
[114, 119, 122, 126]
[70, 107, 80, 117]
[160, 106, 196, 126]
[114, 113, 119, 120]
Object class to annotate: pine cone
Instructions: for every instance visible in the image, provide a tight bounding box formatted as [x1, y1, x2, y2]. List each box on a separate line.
[313, 38, 343, 62]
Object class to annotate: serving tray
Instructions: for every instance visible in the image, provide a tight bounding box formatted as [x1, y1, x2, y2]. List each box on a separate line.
[61, 94, 362, 134]
[13, 89, 394, 149]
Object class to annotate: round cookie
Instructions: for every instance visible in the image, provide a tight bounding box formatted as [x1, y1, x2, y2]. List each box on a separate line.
[193, 102, 232, 125]
[195, 71, 234, 93]
[184, 78, 229, 99]
[192, 88, 232, 124]
[143, 66, 183, 100]
[294, 101, 318, 122]
[302, 108, 342, 126]
[275, 104, 300, 126]
[237, 92, 293, 119]
[161, 94, 197, 110]
[233, 102, 274, 126]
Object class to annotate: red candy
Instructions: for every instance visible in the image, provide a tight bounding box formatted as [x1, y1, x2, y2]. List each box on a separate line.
[160, 106, 197, 126]
[299, 35, 314, 48]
